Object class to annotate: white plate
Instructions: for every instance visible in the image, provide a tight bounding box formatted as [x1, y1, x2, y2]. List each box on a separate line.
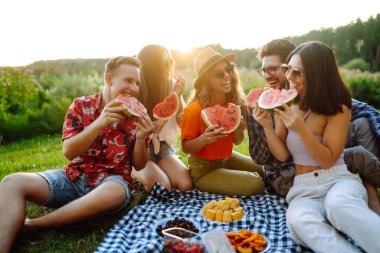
[152, 217, 202, 236]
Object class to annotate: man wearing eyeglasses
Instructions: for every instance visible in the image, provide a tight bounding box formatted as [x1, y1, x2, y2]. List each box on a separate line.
[248, 39, 380, 215]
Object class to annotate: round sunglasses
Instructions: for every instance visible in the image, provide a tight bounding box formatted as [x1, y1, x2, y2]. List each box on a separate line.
[281, 64, 304, 80]
[213, 64, 235, 79]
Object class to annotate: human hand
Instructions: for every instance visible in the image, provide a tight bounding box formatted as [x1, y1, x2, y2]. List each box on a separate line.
[96, 100, 127, 129]
[252, 102, 273, 128]
[173, 74, 186, 96]
[135, 112, 154, 140]
[199, 125, 226, 145]
[274, 104, 302, 132]
[235, 113, 246, 133]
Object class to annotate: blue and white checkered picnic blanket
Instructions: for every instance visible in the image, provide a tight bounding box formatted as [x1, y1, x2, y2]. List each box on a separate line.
[96, 183, 309, 253]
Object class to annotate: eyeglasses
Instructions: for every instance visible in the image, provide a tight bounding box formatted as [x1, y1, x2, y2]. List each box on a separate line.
[214, 64, 235, 79]
[257, 66, 281, 77]
[281, 64, 304, 80]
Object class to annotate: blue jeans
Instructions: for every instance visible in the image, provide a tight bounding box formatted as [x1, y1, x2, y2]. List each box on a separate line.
[148, 141, 176, 163]
[37, 169, 132, 213]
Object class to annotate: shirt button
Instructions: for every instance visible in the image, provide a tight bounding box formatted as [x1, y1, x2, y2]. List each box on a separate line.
[314, 172, 319, 177]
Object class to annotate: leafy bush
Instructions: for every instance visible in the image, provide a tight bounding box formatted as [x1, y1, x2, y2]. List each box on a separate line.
[342, 69, 380, 108]
[342, 58, 369, 71]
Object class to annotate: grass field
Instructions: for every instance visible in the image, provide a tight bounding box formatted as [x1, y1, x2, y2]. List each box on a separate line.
[0, 134, 150, 253]
[0, 133, 379, 252]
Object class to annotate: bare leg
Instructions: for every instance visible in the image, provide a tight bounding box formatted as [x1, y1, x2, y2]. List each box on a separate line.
[132, 160, 172, 192]
[23, 180, 127, 231]
[363, 179, 380, 216]
[0, 173, 49, 253]
[158, 155, 193, 192]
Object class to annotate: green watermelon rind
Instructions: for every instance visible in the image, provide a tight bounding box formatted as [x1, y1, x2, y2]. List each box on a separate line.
[153, 92, 180, 120]
[257, 89, 298, 113]
[201, 103, 241, 135]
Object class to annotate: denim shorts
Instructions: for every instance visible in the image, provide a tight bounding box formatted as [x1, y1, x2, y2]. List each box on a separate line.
[37, 169, 132, 213]
[148, 141, 176, 163]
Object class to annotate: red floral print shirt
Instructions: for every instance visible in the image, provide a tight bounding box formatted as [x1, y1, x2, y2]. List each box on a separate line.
[62, 92, 145, 188]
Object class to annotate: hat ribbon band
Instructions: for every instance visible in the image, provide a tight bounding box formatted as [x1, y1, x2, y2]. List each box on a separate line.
[198, 55, 222, 75]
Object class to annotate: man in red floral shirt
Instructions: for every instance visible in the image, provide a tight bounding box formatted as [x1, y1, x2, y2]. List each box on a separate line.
[0, 56, 153, 252]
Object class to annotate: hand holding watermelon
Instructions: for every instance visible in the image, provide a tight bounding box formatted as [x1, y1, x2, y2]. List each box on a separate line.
[274, 104, 304, 133]
[199, 125, 226, 145]
[97, 100, 130, 128]
[252, 102, 273, 129]
[134, 112, 154, 140]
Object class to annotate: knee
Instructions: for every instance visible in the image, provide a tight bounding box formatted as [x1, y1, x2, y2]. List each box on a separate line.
[177, 179, 193, 192]
[175, 170, 193, 192]
[100, 182, 128, 209]
[248, 173, 265, 195]
[0, 173, 24, 191]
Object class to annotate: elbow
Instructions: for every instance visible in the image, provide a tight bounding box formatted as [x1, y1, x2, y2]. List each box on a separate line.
[181, 147, 191, 154]
[180, 141, 191, 154]
[134, 161, 147, 171]
[63, 149, 74, 161]
[276, 153, 289, 162]
[62, 146, 74, 160]
[320, 160, 337, 169]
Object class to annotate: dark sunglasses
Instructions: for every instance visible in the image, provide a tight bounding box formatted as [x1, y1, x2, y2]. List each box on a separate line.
[281, 64, 304, 79]
[257, 65, 281, 77]
[214, 64, 235, 79]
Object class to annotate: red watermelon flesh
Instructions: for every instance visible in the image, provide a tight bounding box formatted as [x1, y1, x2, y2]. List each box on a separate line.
[115, 94, 147, 117]
[153, 92, 180, 120]
[257, 88, 298, 111]
[247, 88, 264, 108]
[201, 103, 241, 134]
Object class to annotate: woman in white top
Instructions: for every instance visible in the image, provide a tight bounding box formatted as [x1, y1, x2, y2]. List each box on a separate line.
[255, 41, 380, 253]
[132, 45, 193, 192]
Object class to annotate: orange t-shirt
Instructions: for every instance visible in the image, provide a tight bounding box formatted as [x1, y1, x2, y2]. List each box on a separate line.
[181, 100, 234, 160]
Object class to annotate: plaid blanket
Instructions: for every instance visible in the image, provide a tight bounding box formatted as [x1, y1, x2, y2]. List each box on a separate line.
[96, 183, 310, 253]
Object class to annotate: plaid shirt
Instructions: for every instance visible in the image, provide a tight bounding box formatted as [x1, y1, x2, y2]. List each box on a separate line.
[351, 99, 380, 138]
[247, 114, 295, 197]
[63, 93, 142, 188]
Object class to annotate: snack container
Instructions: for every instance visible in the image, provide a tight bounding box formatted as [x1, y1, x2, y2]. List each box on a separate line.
[162, 228, 205, 253]
[163, 227, 199, 240]
[162, 239, 205, 253]
[201, 227, 235, 253]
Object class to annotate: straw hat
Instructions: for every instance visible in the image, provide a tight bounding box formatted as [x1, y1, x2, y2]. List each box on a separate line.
[193, 47, 235, 88]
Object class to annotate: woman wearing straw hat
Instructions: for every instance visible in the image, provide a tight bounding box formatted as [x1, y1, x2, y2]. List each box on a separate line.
[181, 47, 264, 196]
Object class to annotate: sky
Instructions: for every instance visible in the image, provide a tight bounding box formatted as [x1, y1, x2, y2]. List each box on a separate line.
[1, 0, 379, 66]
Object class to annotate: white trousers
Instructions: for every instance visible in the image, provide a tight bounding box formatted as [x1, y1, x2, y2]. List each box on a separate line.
[286, 164, 380, 253]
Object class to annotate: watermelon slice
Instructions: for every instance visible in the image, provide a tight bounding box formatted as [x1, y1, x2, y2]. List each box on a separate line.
[246, 88, 264, 108]
[153, 92, 180, 120]
[115, 94, 147, 117]
[257, 88, 298, 112]
[201, 103, 241, 134]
